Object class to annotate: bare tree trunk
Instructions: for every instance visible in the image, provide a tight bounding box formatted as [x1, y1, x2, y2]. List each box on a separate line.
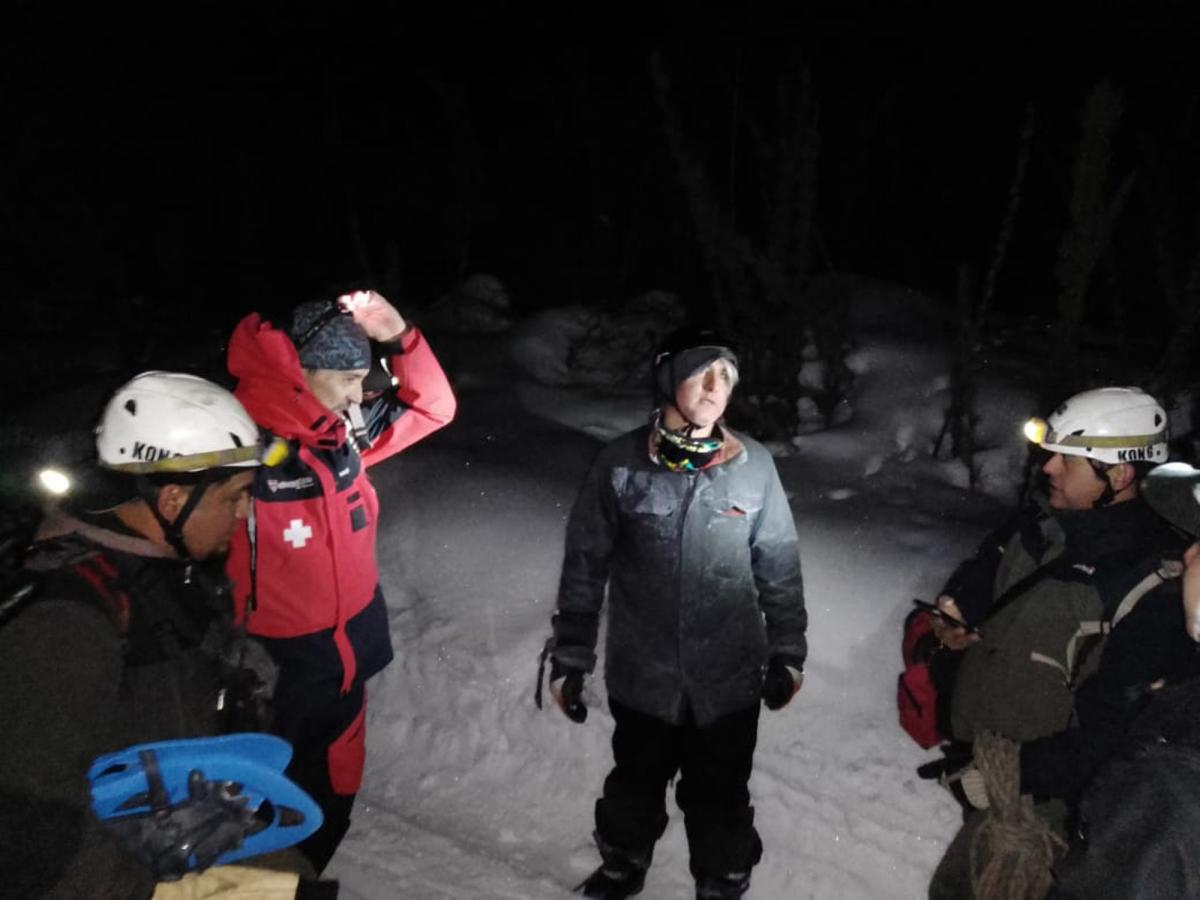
[1053, 80, 1126, 395]
[650, 49, 828, 439]
[935, 104, 1034, 490]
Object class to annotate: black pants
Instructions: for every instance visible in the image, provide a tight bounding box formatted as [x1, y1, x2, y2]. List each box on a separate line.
[595, 699, 764, 881]
[272, 680, 365, 875]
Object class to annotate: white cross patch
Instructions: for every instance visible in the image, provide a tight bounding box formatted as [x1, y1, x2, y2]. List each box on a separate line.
[283, 518, 313, 549]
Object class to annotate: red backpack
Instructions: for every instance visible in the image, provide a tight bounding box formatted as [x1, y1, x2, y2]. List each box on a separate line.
[897, 607, 945, 748]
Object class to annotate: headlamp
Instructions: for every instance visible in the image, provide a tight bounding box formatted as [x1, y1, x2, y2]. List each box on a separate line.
[261, 436, 290, 468]
[1023, 418, 1049, 445]
[37, 468, 72, 496]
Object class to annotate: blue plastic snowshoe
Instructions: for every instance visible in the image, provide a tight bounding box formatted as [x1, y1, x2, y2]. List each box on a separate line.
[89, 733, 323, 879]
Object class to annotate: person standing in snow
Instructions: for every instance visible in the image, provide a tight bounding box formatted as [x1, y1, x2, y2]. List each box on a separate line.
[225, 289, 456, 873]
[0, 372, 335, 899]
[923, 387, 1187, 898]
[545, 327, 807, 900]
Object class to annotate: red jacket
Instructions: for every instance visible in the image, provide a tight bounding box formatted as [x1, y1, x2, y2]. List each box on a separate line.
[226, 313, 456, 693]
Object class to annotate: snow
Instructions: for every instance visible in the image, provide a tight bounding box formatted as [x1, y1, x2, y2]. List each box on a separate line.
[323, 280, 1040, 898]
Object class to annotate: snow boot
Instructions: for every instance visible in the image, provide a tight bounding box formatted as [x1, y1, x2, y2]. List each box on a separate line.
[576, 864, 646, 898]
[695, 870, 751, 899]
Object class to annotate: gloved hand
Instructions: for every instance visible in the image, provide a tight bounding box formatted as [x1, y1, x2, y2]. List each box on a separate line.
[105, 769, 257, 880]
[761, 656, 804, 710]
[916, 745, 989, 809]
[549, 658, 587, 723]
[203, 625, 278, 732]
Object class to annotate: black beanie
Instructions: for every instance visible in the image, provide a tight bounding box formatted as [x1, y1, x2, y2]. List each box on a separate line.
[653, 328, 739, 401]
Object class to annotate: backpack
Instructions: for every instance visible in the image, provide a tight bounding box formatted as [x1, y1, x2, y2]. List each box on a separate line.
[898, 607, 960, 748]
[0, 503, 48, 627]
[1, 508, 132, 637]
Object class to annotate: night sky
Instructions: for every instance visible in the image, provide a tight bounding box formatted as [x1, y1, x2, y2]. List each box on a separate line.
[5, 3, 1200, 398]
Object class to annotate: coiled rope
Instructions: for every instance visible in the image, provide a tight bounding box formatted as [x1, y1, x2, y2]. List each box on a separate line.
[969, 731, 1067, 900]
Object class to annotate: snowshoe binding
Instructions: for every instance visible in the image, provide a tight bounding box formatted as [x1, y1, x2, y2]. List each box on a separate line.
[89, 733, 322, 879]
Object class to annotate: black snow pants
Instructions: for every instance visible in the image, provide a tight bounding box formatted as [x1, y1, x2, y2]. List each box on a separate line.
[595, 698, 764, 882]
[272, 679, 365, 874]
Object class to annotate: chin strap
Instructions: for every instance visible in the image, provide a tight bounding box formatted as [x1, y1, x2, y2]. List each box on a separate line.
[1087, 459, 1117, 508]
[137, 473, 217, 562]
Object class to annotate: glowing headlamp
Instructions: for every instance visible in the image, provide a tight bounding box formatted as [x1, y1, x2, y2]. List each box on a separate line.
[1023, 417, 1049, 445]
[37, 468, 72, 496]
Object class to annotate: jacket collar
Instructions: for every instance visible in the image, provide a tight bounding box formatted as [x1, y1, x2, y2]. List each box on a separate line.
[1053, 495, 1179, 557]
[227, 313, 347, 449]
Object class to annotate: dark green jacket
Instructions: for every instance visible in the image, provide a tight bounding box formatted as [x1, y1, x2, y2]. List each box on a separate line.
[949, 497, 1184, 743]
[553, 425, 807, 726]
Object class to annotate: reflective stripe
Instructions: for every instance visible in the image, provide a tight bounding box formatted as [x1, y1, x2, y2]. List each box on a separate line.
[1030, 651, 1070, 682]
[106, 443, 263, 474]
[1046, 430, 1167, 450]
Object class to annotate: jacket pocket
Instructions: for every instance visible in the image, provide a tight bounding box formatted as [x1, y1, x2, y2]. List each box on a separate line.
[327, 704, 367, 795]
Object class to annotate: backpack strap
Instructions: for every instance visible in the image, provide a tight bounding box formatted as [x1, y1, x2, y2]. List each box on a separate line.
[1111, 560, 1184, 629]
[68, 552, 132, 635]
[1037, 559, 1185, 685]
[980, 552, 1077, 626]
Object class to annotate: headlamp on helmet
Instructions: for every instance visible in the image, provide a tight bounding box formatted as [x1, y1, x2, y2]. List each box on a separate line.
[1024, 387, 1169, 466]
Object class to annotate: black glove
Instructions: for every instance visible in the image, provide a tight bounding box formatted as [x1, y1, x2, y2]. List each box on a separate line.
[916, 743, 989, 809]
[762, 655, 803, 710]
[203, 624, 278, 731]
[104, 767, 256, 880]
[916, 742, 973, 781]
[550, 658, 588, 723]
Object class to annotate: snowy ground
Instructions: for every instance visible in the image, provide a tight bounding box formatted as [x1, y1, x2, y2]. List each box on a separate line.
[324, 285, 1027, 899]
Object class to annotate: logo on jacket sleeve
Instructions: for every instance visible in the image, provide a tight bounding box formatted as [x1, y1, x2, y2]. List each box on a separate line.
[283, 519, 313, 549]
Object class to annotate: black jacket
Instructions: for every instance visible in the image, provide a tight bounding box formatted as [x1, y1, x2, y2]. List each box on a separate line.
[1051, 675, 1200, 899]
[1021, 575, 1200, 802]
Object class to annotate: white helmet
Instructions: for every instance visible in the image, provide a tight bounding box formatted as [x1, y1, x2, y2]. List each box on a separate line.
[96, 372, 264, 474]
[1023, 386, 1168, 465]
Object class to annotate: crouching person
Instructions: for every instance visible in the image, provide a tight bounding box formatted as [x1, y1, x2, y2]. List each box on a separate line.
[0, 372, 334, 898]
[544, 328, 808, 900]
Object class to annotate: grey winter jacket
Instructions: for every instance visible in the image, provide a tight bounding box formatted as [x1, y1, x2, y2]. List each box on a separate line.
[552, 425, 807, 726]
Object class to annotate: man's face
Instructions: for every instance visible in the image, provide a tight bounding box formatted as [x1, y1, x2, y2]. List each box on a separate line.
[1043, 452, 1108, 511]
[180, 471, 255, 560]
[303, 368, 369, 414]
[672, 359, 734, 430]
